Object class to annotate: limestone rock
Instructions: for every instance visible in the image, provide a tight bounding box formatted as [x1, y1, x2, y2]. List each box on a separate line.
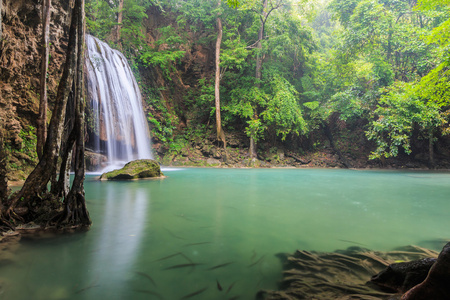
[206, 158, 221, 166]
[85, 151, 107, 171]
[99, 159, 163, 180]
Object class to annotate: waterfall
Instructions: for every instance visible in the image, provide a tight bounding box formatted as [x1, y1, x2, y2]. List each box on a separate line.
[85, 35, 152, 171]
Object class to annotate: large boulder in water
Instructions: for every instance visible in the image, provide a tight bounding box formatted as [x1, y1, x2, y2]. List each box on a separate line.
[100, 159, 163, 180]
[401, 242, 450, 299]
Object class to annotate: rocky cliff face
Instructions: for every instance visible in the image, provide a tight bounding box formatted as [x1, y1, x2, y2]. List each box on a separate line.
[0, 0, 69, 179]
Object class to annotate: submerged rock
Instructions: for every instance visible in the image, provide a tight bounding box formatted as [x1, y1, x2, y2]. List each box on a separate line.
[370, 258, 436, 293]
[99, 159, 163, 180]
[257, 245, 439, 300]
[401, 242, 450, 300]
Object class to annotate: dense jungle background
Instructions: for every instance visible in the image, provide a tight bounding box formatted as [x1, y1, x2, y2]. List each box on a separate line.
[1, 0, 450, 181]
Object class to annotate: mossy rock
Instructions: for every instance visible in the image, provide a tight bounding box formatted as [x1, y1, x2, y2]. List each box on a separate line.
[100, 159, 163, 181]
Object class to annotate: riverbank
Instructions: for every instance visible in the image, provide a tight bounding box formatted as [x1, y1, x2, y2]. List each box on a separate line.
[7, 150, 450, 189]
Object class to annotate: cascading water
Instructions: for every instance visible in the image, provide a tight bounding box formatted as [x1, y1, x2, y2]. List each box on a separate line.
[85, 35, 152, 172]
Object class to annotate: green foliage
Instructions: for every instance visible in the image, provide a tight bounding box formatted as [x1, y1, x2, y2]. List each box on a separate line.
[121, 0, 148, 51]
[84, 0, 450, 161]
[139, 48, 185, 78]
[144, 88, 178, 145]
[148, 112, 177, 144]
[262, 75, 307, 140]
[138, 25, 186, 79]
[414, 0, 450, 106]
[86, 0, 150, 53]
[19, 126, 37, 158]
[245, 118, 266, 144]
[86, 0, 116, 39]
[4, 126, 38, 167]
[416, 60, 450, 106]
[226, 0, 240, 9]
[366, 82, 445, 159]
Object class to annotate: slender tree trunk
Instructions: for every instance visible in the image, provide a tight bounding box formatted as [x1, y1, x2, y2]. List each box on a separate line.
[115, 0, 123, 43]
[0, 128, 9, 202]
[0, 0, 3, 41]
[0, 129, 14, 230]
[255, 0, 267, 87]
[215, 2, 226, 149]
[249, 137, 257, 158]
[249, 0, 268, 158]
[429, 129, 434, 168]
[37, 0, 51, 159]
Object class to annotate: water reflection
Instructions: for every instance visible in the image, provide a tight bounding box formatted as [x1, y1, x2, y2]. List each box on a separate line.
[87, 185, 149, 298]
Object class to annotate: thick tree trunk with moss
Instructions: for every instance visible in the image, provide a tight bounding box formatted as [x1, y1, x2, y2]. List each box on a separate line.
[56, 0, 90, 227]
[214, 2, 226, 149]
[37, 0, 51, 159]
[4, 0, 91, 229]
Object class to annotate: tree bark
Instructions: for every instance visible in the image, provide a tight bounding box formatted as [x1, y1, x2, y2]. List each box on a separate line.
[58, 0, 91, 227]
[215, 2, 226, 148]
[249, 0, 268, 158]
[6, 0, 80, 217]
[249, 137, 257, 158]
[0, 128, 14, 231]
[0, 0, 3, 41]
[37, 0, 51, 159]
[255, 0, 267, 88]
[115, 0, 123, 43]
[0, 128, 9, 202]
[428, 129, 434, 169]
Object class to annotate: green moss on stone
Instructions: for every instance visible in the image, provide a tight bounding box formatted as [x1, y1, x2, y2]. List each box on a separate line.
[100, 159, 163, 180]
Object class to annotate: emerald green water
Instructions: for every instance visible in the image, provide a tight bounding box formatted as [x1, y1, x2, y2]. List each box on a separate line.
[2, 168, 450, 299]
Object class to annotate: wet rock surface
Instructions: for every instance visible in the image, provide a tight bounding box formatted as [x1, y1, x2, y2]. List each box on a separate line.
[257, 245, 440, 300]
[99, 159, 163, 180]
[370, 258, 436, 293]
[401, 242, 450, 300]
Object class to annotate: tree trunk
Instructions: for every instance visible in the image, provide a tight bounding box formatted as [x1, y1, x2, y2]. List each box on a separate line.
[115, 0, 123, 43]
[255, 0, 268, 87]
[249, 0, 268, 158]
[0, 130, 14, 230]
[214, 3, 226, 149]
[249, 136, 257, 158]
[6, 0, 80, 217]
[0, 128, 9, 202]
[0, 0, 3, 41]
[429, 129, 434, 169]
[37, 0, 51, 159]
[57, 0, 91, 227]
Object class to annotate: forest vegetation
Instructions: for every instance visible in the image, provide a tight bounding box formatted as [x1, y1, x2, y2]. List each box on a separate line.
[1, 0, 450, 182]
[83, 0, 450, 169]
